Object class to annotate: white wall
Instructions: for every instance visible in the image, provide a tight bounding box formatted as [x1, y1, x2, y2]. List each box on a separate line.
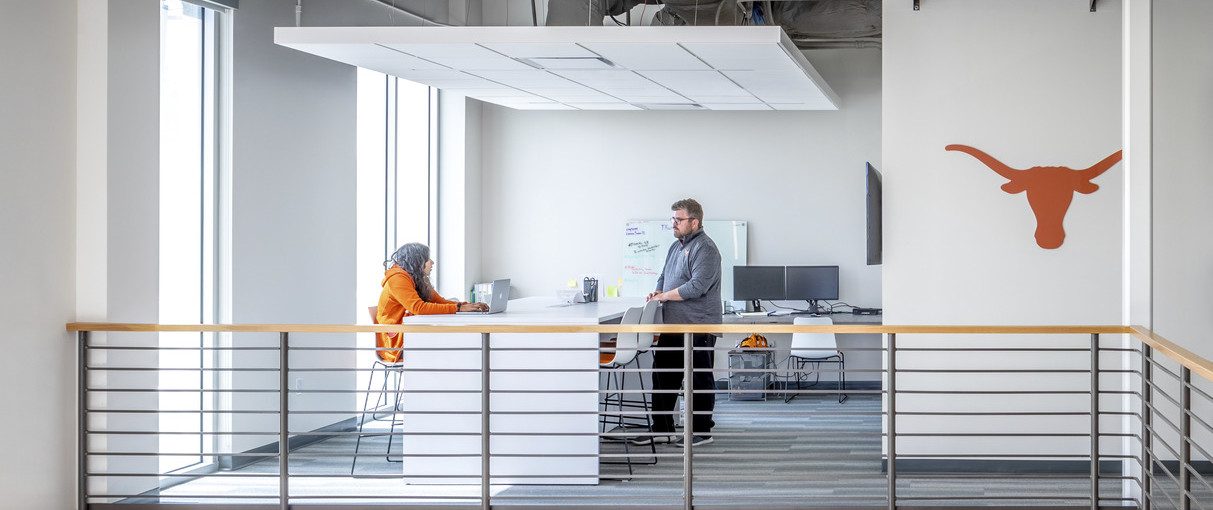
[478, 48, 883, 306]
[1151, 0, 1213, 460]
[1153, 1, 1213, 361]
[436, 93, 485, 300]
[227, 0, 363, 450]
[78, 0, 108, 323]
[103, 0, 164, 496]
[0, 1, 77, 508]
[883, 0, 1124, 460]
[883, 1, 1123, 327]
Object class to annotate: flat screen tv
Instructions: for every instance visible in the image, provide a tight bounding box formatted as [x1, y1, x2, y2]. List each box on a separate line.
[866, 162, 883, 265]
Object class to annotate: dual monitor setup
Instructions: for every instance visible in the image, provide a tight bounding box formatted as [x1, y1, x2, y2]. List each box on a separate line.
[734, 265, 839, 314]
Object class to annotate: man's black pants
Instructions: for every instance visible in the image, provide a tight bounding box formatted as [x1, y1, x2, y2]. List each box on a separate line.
[650, 332, 716, 435]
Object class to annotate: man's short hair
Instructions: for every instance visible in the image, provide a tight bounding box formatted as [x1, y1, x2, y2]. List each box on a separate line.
[671, 198, 704, 221]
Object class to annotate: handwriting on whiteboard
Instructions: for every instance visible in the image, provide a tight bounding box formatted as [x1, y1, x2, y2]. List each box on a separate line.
[623, 265, 659, 276]
[622, 220, 746, 298]
[627, 240, 661, 255]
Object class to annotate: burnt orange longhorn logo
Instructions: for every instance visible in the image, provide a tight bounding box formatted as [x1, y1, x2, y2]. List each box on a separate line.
[946, 144, 1123, 249]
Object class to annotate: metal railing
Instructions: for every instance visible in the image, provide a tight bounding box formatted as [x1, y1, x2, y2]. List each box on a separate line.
[68, 322, 1213, 509]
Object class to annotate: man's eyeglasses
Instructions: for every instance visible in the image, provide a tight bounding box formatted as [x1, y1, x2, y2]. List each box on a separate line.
[671, 217, 696, 224]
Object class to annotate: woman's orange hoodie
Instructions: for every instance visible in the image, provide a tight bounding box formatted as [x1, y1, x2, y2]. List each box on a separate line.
[375, 265, 461, 363]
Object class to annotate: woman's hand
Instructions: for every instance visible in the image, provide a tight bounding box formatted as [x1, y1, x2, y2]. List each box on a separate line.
[459, 302, 489, 312]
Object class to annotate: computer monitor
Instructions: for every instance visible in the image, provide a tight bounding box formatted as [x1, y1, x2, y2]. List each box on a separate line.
[785, 265, 839, 314]
[733, 266, 785, 311]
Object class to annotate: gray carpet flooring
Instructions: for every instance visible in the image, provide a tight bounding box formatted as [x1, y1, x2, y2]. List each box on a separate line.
[153, 393, 1207, 508]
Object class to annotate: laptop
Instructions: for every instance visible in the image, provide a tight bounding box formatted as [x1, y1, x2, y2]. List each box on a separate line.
[456, 279, 510, 315]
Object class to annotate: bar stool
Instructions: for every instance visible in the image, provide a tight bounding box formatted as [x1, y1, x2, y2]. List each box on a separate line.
[351, 306, 406, 475]
[599, 300, 660, 475]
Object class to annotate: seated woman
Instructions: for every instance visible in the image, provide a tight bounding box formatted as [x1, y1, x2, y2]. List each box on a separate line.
[376, 243, 487, 362]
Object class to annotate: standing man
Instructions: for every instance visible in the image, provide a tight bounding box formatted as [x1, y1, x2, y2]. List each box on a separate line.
[637, 198, 722, 447]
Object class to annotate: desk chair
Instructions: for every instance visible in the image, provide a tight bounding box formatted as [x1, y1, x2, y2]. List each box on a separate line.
[351, 305, 406, 475]
[784, 316, 847, 404]
[599, 302, 659, 475]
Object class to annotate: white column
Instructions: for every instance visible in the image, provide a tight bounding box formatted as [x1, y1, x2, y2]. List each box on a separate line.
[1121, 0, 1152, 504]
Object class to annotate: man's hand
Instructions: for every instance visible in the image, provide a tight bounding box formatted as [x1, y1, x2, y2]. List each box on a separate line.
[648, 288, 682, 303]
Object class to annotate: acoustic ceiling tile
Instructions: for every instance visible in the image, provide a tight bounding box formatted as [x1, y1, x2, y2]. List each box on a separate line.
[567, 103, 642, 110]
[722, 70, 826, 103]
[299, 43, 448, 73]
[682, 42, 800, 72]
[275, 26, 839, 111]
[579, 42, 709, 71]
[479, 42, 596, 59]
[638, 70, 751, 99]
[394, 69, 502, 89]
[384, 43, 533, 71]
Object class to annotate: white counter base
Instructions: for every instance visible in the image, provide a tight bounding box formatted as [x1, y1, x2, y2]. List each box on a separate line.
[397, 297, 641, 485]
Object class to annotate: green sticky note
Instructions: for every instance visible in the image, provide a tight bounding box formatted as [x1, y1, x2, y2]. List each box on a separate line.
[606, 286, 619, 297]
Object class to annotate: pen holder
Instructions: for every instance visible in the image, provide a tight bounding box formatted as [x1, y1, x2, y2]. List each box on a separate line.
[582, 278, 598, 302]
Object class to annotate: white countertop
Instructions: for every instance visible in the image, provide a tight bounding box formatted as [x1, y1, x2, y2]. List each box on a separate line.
[399, 296, 646, 325]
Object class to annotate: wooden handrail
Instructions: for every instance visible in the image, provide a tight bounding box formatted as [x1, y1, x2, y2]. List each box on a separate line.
[66, 322, 1131, 335]
[1129, 325, 1213, 382]
[65, 322, 1211, 382]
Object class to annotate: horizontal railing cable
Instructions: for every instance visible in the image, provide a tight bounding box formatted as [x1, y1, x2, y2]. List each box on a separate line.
[70, 322, 1213, 509]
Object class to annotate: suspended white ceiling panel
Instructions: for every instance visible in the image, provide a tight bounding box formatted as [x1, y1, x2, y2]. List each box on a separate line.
[274, 26, 839, 111]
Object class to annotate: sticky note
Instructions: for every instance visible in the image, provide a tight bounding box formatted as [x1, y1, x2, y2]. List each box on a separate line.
[606, 286, 619, 297]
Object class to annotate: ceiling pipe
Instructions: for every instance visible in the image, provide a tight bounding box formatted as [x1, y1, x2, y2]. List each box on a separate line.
[354, 0, 878, 46]
[792, 37, 882, 50]
[369, 0, 454, 26]
[544, 0, 881, 41]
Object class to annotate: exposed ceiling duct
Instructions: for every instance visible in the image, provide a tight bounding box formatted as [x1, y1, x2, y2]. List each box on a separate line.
[545, 0, 881, 49]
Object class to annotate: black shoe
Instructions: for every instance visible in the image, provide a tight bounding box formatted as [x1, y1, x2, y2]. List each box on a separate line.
[629, 435, 672, 446]
[674, 435, 713, 447]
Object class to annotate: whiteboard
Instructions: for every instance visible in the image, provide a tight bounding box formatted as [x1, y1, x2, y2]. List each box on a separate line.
[621, 220, 748, 299]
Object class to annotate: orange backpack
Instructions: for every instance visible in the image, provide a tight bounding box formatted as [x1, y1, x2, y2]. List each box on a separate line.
[738, 334, 769, 349]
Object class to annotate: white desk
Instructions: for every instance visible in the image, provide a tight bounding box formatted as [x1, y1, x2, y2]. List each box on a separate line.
[396, 297, 642, 485]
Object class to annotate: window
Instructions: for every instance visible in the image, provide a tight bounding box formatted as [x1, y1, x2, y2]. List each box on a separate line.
[158, 0, 223, 476]
[357, 70, 437, 299]
[356, 70, 437, 395]
[388, 77, 435, 254]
